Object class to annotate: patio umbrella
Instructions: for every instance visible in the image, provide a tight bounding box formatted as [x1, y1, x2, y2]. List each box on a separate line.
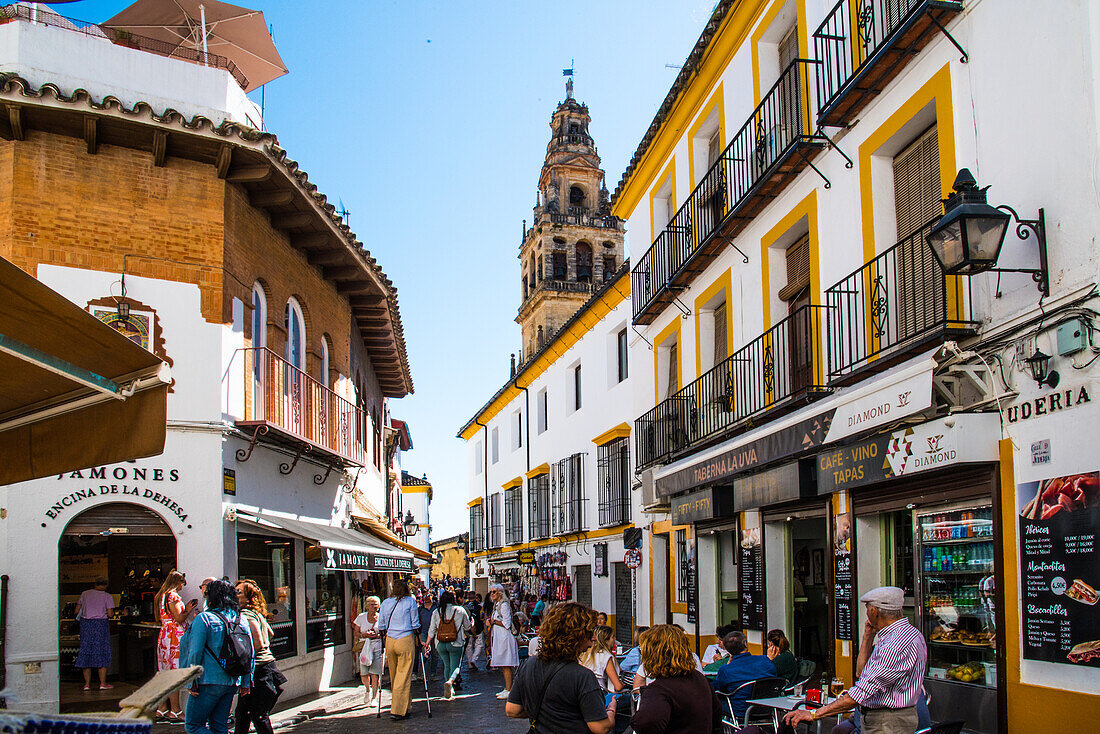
[102, 0, 287, 91]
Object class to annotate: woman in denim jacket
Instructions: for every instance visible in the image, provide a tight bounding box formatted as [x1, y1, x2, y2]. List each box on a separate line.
[180, 579, 255, 734]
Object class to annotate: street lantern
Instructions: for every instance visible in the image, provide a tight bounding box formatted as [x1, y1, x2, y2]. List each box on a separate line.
[1025, 348, 1059, 389]
[926, 168, 1049, 294]
[456, 533, 468, 551]
[401, 510, 418, 537]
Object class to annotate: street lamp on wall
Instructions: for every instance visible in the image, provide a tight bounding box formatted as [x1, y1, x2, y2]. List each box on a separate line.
[456, 532, 469, 551]
[402, 510, 418, 537]
[926, 168, 1049, 295]
[1025, 348, 1060, 389]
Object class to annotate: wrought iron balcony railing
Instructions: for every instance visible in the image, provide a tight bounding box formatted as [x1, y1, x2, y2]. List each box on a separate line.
[528, 474, 552, 540]
[825, 219, 977, 383]
[597, 437, 632, 527]
[813, 0, 964, 127]
[635, 305, 829, 469]
[238, 347, 366, 465]
[632, 60, 828, 324]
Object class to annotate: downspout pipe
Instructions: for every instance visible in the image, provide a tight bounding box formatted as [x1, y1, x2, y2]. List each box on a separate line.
[473, 418, 489, 550]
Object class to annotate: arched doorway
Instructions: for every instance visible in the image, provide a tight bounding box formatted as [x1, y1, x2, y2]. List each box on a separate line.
[59, 503, 177, 712]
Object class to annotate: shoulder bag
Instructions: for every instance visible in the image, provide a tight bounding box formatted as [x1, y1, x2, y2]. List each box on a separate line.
[526, 661, 565, 734]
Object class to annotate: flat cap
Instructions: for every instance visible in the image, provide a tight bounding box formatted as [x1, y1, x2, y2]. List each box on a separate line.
[859, 586, 905, 611]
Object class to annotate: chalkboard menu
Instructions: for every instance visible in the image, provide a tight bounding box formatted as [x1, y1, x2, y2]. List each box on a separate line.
[834, 514, 854, 641]
[739, 534, 766, 630]
[1018, 472, 1100, 668]
[687, 550, 698, 624]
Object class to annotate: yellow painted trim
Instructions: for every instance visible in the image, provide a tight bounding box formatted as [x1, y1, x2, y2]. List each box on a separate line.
[693, 269, 734, 378]
[687, 83, 726, 188]
[525, 463, 550, 479]
[501, 476, 523, 490]
[759, 189, 819, 329]
[648, 158, 677, 249]
[648, 528, 655, 624]
[402, 486, 431, 494]
[652, 319, 682, 406]
[459, 270, 631, 440]
[652, 519, 672, 534]
[612, 2, 771, 220]
[467, 498, 483, 507]
[592, 422, 632, 446]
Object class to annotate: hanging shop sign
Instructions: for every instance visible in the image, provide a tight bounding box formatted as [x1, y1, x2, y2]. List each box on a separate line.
[594, 543, 609, 577]
[1017, 470, 1100, 668]
[624, 549, 643, 569]
[1006, 384, 1090, 424]
[686, 534, 698, 624]
[517, 549, 537, 565]
[739, 526, 766, 630]
[816, 414, 1000, 494]
[671, 486, 736, 524]
[322, 547, 417, 574]
[833, 512, 854, 641]
[43, 466, 187, 526]
[732, 461, 813, 512]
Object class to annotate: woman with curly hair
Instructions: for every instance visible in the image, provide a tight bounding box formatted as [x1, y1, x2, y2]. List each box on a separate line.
[631, 625, 728, 734]
[505, 602, 616, 734]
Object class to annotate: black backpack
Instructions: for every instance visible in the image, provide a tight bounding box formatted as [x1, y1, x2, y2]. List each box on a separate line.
[204, 610, 254, 678]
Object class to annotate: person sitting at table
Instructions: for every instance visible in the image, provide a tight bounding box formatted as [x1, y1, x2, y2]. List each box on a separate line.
[702, 623, 735, 674]
[711, 631, 778, 721]
[765, 629, 798, 684]
[620, 626, 649, 674]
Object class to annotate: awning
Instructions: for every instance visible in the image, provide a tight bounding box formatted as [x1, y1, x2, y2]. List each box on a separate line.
[0, 257, 172, 485]
[236, 510, 418, 574]
[653, 351, 937, 498]
[354, 515, 435, 562]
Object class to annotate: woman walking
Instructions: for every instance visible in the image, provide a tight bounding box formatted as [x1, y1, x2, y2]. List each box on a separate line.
[74, 576, 115, 691]
[234, 580, 286, 734]
[154, 571, 193, 718]
[377, 578, 420, 721]
[179, 579, 254, 734]
[352, 595, 383, 703]
[424, 590, 471, 700]
[580, 625, 624, 692]
[505, 602, 615, 734]
[488, 584, 520, 700]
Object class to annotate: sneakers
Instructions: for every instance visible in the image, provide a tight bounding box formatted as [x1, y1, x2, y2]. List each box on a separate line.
[443, 681, 453, 700]
[495, 689, 510, 700]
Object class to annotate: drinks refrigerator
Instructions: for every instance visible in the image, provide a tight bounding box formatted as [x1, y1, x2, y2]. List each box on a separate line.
[914, 502, 998, 734]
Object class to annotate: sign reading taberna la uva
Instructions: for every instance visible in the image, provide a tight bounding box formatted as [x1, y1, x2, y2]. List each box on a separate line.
[43, 465, 189, 527]
[322, 546, 417, 574]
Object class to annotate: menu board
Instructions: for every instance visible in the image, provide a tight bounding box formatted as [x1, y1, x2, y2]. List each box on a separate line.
[834, 513, 854, 641]
[687, 539, 698, 624]
[739, 527, 766, 630]
[1017, 471, 1100, 667]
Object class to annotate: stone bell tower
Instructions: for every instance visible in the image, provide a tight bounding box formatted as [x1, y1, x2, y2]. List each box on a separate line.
[516, 79, 625, 359]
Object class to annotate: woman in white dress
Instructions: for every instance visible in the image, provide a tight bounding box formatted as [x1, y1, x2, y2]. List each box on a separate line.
[487, 584, 519, 700]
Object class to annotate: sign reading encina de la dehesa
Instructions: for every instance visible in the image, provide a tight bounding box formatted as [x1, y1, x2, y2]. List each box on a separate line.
[43, 466, 188, 526]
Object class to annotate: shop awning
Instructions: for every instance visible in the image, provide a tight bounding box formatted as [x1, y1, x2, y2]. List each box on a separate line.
[235, 510, 419, 573]
[0, 257, 173, 485]
[354, 515, 435, 562]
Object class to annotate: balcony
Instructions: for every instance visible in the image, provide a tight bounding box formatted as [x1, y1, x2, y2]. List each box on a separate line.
[814, 0, 964, 128]
[825, 219, 977, 385]
[551, 454, 586, 534]
[237, 347, 366, 466]
[636, 305, 829, 469]
[528, 475, 551, 540]
[632, 60, 827, 324]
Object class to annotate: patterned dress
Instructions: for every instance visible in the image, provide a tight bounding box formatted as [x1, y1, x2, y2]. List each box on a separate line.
[156, 591, 185, 671]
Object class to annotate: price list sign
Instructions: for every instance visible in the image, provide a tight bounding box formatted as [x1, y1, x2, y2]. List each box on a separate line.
[739, 529, 766, 630]
[834, 514, 854, 641]
[1017, 471, 1100, 668]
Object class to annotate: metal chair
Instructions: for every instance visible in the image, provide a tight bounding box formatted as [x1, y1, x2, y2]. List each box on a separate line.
[718, 676, 789, 731]
[917, 722, 965, 734]
[797, 658, 817, 678]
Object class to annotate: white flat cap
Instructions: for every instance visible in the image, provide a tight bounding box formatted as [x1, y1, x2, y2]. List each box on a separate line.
[860, 586, 904, 611]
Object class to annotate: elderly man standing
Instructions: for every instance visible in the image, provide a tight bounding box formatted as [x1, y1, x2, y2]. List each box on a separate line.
[785, 587, 926, 734]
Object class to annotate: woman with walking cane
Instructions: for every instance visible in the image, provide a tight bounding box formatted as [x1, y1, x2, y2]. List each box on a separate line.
[377, 579, 420, 721]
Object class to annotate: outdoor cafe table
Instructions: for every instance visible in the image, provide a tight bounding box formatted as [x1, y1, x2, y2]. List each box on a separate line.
[744, 695, 839, 734]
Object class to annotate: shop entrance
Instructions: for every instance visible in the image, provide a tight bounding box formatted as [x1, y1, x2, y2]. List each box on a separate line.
[59, 503, 177, 713]
[788, 516, 829, 673]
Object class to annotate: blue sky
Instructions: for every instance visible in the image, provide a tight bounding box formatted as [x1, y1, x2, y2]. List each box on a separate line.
[50, 0, 716, 537]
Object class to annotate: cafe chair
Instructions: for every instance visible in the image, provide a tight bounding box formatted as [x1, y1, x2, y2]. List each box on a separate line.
[719, 676, 789, 730]
[917, 721, 966, 734]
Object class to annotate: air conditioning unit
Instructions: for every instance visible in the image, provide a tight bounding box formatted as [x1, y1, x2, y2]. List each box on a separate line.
[639, 468, 668, 510]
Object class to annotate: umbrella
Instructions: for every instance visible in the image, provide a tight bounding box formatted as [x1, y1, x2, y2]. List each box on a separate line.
[102, 0, 287, 91]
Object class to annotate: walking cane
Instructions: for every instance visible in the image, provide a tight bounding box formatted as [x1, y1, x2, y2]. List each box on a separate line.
[421, 648, 433, 718]
[376, 650, 385, 719]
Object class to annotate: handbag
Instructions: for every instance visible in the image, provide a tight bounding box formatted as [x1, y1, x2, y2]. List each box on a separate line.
[527, 662, 565, 734]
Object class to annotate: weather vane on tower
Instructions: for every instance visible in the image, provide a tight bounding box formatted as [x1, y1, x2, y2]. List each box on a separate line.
[563, 59, 575, 99]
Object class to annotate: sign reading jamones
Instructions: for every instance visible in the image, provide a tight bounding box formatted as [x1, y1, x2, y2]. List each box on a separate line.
[324, 547, 417, 573]
[44, 466, 187, 525]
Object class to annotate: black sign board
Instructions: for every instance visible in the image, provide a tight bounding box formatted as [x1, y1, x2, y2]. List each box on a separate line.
[833, 514, 854, 641]
[733, 461, 811, 512]
[595, 543, 609, 577]
[739, 538, 766, 630]
[687, 535, 698, 624]
[518, 549, 536, 565]
[1018, 472, 1100, 668]
[323, 547, 417, 574]
[269, 620, 295, 659]
[656, 412, 833, 497]
[671, 486, 736, 524]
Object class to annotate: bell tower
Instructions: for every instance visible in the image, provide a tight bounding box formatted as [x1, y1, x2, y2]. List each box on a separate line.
[516, 80, 625, 358]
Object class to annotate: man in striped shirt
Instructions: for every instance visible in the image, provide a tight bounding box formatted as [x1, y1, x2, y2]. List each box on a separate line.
[785, 586, 926, 734]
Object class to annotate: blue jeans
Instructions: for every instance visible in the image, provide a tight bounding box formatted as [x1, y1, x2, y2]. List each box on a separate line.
[185, 684, 237, 734]
[436, 643, 464, 682]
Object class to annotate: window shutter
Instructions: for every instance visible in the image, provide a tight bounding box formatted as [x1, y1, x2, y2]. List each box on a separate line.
[667, 343, 678, 397]
[778, 234, 811, 303]
[707, 129, 722, 168]
[713, 301, 728, 364]
[778, 26, 799, 71]
[893, 126, 942, 341]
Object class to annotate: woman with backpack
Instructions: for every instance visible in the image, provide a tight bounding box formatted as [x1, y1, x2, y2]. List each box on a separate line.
[179, 579, 254, 734]
[234, 580, 286, 734]
[424, 590, 471, 700]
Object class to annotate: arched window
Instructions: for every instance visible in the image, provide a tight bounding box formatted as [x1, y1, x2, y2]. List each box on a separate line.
[251, 283, 267, 350]
[285, 297, 306, 371]
[576, 242, 593, 283]
[569, 186, 585, 208]
[319, 336, 330, 388]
